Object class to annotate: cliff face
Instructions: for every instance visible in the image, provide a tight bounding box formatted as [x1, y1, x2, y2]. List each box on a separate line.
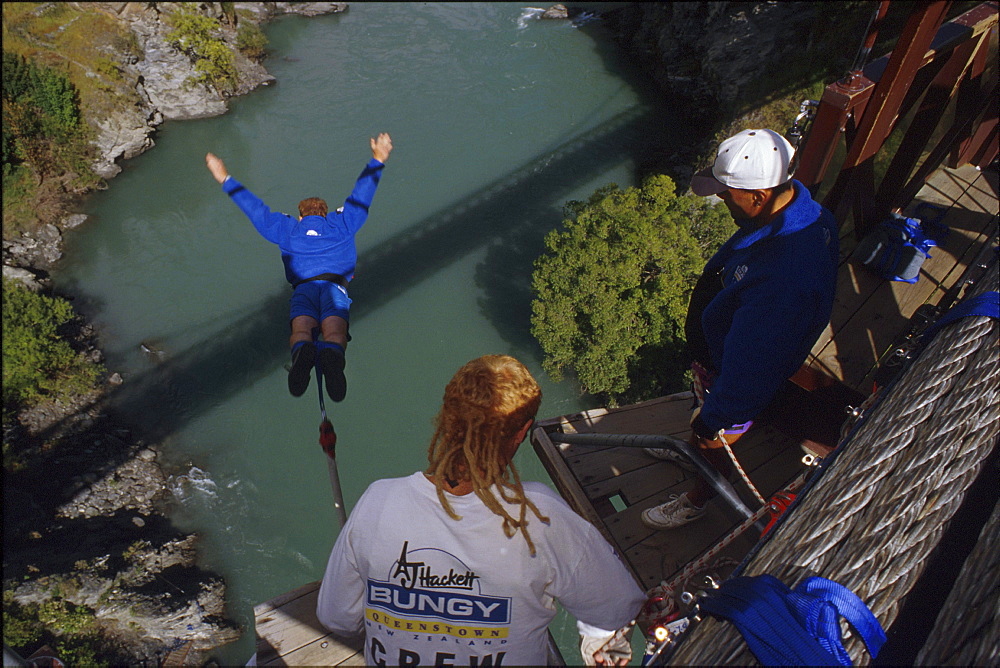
[605, 2, 823, 118]
[602, 1, 836, 164]
[83, 2, 348, 179]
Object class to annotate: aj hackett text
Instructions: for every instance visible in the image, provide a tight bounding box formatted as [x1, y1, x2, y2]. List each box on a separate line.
[392, 542, 481, 590]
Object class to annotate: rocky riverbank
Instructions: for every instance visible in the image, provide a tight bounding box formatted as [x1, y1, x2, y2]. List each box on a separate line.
[2, 3, 346, 664]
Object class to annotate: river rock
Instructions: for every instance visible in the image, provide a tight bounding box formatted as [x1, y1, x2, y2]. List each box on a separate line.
[56, 449, 168, 519]
[542, 4, 569, 19]
[2, 265, 49, 292]
[126, 13, 229, 121]
[2, 225, 63, 270]
[603, 2, 822, 130]
[246, 2, 350, 19]
[91, 108, 159, 179]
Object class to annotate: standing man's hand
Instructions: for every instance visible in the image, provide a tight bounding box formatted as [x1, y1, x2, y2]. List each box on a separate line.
[371, 133, 392, 164]
[205, 152, 229, 184]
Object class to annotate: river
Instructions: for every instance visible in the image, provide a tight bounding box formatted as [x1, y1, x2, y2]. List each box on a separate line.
[54, 3, 672, 663]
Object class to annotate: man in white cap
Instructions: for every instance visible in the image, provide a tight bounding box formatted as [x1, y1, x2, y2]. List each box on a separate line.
[642, 129, 839, 530]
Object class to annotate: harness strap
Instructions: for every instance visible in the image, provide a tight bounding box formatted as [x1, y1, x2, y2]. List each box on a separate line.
[698, 575, 885, 666]
[922, 290, 999, 341]
[292, 272, 349, 290]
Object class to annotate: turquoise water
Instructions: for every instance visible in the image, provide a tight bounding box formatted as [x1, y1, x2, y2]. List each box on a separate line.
[54, 3, 671, 663]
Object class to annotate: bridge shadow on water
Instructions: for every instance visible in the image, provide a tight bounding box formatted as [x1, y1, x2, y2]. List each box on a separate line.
[14, 104, 667, 513]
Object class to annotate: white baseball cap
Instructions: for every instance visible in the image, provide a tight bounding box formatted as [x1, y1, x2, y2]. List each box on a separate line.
[691, 129, 796, 196]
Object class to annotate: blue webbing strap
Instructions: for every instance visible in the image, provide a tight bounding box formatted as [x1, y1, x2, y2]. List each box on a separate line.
[922, 291, 1000, 341]
[788, 577, 886, 664]
[698, 575, 886, 666]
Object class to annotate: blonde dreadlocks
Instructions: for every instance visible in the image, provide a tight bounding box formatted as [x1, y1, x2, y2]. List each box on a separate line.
[426, 355, 549, 556]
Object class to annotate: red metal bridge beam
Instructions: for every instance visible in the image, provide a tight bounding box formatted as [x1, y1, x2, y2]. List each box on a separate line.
[875, 31, 988, 216]
[828, 1, 954, 239]
[795, 1, 891, 192]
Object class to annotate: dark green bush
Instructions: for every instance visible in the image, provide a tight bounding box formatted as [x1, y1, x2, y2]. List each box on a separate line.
[237, 22, 268, 62]
[2, 278, 103, 411]
[2, 50, 95, 197]
[2, 592, 106, 667]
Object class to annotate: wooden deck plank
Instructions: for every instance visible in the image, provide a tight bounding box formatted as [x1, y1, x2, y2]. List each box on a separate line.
[530, 426, 619, 547]
[807, 164, 999, 392]
[582, 459, 689, 507]
[538, 393, 694, 436]
[254, 581, 363, 667]
[533, 388, 822, 590]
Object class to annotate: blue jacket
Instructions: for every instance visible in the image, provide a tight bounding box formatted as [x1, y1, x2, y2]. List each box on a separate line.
[693, 180, 839, 434]
[222, 158, 385, 284]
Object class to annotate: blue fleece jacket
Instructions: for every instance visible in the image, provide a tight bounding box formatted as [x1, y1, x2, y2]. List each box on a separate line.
[695, 180, 839, 434]
[222, 158, 385, 284]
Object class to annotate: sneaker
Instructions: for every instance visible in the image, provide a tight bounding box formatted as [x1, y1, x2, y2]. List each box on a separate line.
[644, 446, 696, 472]
[320, 346, 347, 402]
[641, 493, 707, 530]
[288, 342, 316, 397]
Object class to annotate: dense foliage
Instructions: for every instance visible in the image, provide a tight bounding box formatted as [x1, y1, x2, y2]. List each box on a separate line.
[166, 9, 237, 90]
[3, 592, 106, 667]
[237, 22, 269, 62]
[531, 175, 733, 404]
[2, 278, 103, 414]
[1, 51, 84, 179]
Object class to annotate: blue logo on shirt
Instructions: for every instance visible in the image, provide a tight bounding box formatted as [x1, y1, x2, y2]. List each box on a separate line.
[366, 580, 511, 624]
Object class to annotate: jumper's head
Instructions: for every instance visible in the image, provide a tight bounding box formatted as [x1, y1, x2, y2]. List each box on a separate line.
[298, 197, 328, 218]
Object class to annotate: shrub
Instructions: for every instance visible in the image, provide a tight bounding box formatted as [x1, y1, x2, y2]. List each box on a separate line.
[531, 175, 733, 404]
[1, 51, 94, 188]
[1, 51, 80, 140]
[2, 593, 106, 667]
[1, 278, 103, 411]
[236, 22, 268, 62]
[166, 9, 237, 91]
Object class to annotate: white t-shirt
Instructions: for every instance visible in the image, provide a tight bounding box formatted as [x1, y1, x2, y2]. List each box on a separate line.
[317, 472, 645, 666]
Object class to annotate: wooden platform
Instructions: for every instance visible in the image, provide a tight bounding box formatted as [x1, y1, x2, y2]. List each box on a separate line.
[530, 386, 856, 593]
[809, 164, 999, 393]
[253, 581, 363, 667]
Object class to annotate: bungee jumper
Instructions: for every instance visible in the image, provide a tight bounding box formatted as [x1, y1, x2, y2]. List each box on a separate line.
[205, 133, 393, 402]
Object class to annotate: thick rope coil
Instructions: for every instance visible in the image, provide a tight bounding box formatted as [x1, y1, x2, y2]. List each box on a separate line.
[915, 488, 1000, 666]
[670, 259, 999, 666]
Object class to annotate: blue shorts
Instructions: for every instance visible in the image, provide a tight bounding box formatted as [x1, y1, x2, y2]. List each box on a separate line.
[289, 281, 352, 323]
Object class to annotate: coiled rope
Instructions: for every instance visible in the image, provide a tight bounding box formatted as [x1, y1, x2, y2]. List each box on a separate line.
[670, 258, 999, 665]
[915, 492, 1000, 665]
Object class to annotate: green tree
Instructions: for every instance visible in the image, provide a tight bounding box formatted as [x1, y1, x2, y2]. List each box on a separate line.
[2, 51, 84, 178]
[531, 174, 733, 404]
[2, 278, 103, 413]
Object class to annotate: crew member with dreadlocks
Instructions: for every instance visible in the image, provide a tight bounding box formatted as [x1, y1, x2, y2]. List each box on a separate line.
[317, 355, 645, 666]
